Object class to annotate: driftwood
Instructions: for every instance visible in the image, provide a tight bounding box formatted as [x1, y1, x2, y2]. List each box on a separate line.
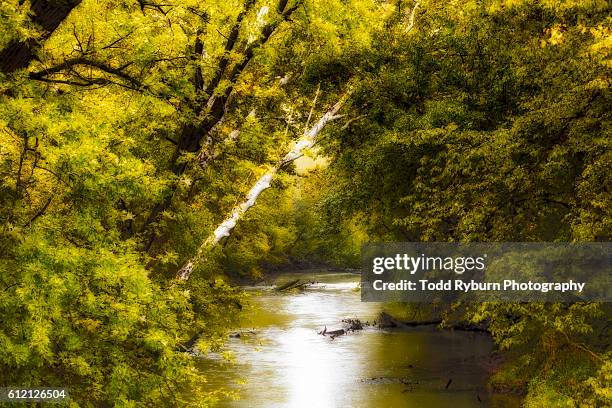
[342, 318, 364, 331]
[375, 312, 401, 328]
[229, 329, 257, 339]
[275, 279, 316, 291]
[275, 279, 300, 291]
[294, 281, 316, 290]
[318, 318, 366, 339]
[317, 312, 487, 342]
[318, 326, 346, 339]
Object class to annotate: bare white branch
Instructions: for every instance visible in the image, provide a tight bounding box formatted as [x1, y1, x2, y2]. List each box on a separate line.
[176, 92, 351, 280]
[406, 0, 420, 33]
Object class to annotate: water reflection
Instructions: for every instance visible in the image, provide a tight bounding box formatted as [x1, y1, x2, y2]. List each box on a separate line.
[200, 272, 519, 408]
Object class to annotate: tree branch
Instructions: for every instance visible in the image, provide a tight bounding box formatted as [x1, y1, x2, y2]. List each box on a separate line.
[29, 56, 143, 88]
[24, 196, 52, 227]
[206, 0, 257, 93]
[176, 90, 350, 280]
[405, 0, 420, 32]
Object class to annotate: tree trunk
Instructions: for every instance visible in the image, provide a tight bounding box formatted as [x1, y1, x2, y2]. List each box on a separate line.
[139, 0, 297, 240]
[176, 93, 350, 280]
[0, 0, 82, 74]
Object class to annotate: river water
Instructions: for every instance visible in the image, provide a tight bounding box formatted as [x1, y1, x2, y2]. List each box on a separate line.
[200, 272, 520, 408]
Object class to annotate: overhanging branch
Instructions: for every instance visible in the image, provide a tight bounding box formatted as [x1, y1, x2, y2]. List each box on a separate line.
[176, 90, 351, 280]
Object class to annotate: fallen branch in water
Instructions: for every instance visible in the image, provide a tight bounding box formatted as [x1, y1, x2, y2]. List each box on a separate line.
[229, 329, 257, 338]
[318, 318, 366, 340]
[275, 279, 300, 291]
[275, 279, 316, 291]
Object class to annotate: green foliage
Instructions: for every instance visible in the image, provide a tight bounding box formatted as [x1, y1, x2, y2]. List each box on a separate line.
[0, 0, 609, 406]
[294, 0, 611, 405]
[0, 0, 39, 48]
[0, 0, 385, 405]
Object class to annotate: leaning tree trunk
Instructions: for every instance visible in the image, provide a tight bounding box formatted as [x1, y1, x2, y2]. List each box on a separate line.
[0, 0, 82, 74]
[176, 93, 350, 280]
[139, 0, 298, 242]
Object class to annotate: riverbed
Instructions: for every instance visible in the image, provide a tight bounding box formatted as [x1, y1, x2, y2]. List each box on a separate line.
[200, 272, 520, 407]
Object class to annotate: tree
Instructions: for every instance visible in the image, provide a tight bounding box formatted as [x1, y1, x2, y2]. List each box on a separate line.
[0, 0, 82, 73]
[2, 0, 607, 405]
[177, 89, 350, 280]
[0, 0, 386, 404]
[303, 0, 610, 405]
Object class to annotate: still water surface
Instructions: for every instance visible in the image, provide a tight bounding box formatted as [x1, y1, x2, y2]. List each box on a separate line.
[201, 272, 519, 408]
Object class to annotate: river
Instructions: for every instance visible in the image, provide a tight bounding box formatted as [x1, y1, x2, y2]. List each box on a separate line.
[200, 271, 520, 407]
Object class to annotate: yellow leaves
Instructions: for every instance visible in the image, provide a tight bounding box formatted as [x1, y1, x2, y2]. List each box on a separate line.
[540, 24, 567, 48]
[220, 350, 235, 362]
[585, 21, 612, 68]
[538, 18, 611, 71]
[247, 5, 270, 43]
[194, 338, 210, 354]
[249, 266, 264, 279]
[490, 0, 608, 12]
[485, 0, 516, 14]
[0, 0, 40, 48]
[445, 122, 459, 132]
[29, 322, 52, 358]
[235, 72, 256, 97]
[64, 355, 93, 377]
[584, 78, 609, 90]
[0, 126, 21, 186]
[78, 318, 102, 332]
[586, 360, 612, 402]
[589, 24, 612, 51]
[121, 211, 135, 221]
[143, 328, 170, 351]
[157, 250, 179, 265]
[181, 176, 193, 187]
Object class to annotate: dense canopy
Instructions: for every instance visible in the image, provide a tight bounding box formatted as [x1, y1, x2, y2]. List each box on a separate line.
[0, 0, 610, 406]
